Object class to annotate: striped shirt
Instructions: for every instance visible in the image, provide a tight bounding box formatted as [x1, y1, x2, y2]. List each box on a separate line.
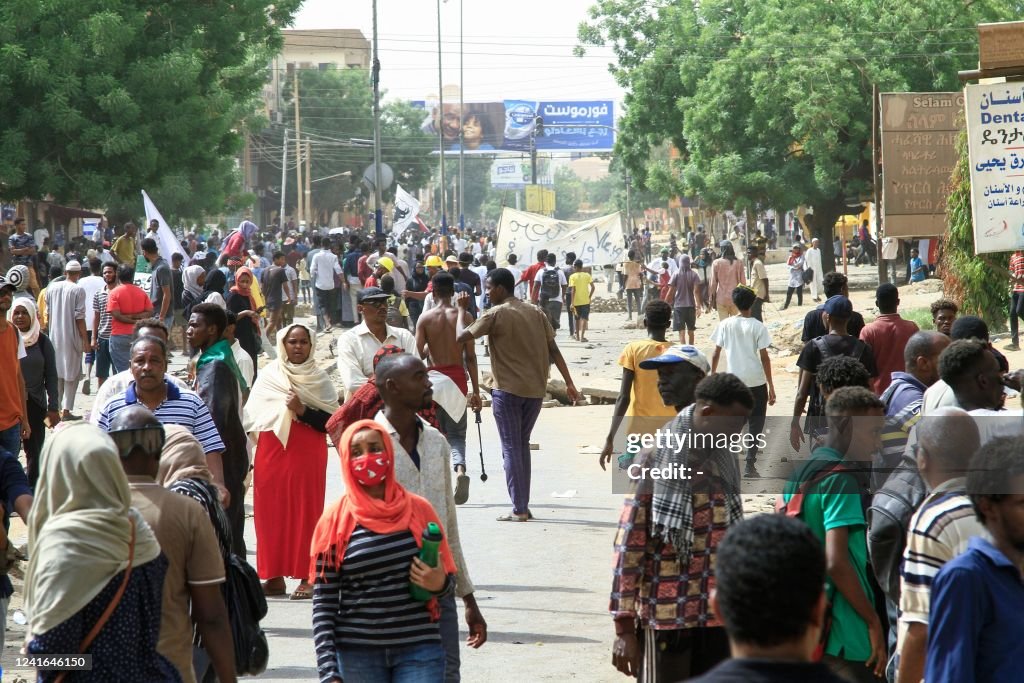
[93, 288, 113, 339]
[897, 478, 986, 647]
[312, 528, 446, 683]
[97, 380, 225, 454]
[1012, 251, 1024, 292]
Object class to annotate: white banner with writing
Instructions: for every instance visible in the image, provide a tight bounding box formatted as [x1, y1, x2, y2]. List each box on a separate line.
[966, 83, 1024, 253]
[496, 208, 626, 267]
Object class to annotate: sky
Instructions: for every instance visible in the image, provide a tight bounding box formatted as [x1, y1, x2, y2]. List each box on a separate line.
[291, 0, 623, 104]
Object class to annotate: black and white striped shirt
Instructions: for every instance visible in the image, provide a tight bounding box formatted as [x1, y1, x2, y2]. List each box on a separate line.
[312, 527, 444, 683]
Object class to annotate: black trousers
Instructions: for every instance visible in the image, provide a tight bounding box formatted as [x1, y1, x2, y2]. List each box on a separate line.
[748, 384, 768, 464]
[23, 400, 46, 488]
[637, 626, 730, 682]
[1011, 291, 1024, 344]
[784, 285, 803, 307]
[750, 297, 764, 322]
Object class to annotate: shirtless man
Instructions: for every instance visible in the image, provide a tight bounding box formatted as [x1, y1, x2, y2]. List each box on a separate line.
[415, 272, 481, 505]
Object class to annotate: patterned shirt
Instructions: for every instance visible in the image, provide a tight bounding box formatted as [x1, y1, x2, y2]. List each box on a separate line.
[609, 475, 729, 632]
[898, 479, 987, 646]
[8, 231, 34, 266]
[98, 380, 225, 454]
[1012, 251, 1024, 293]
[93, 288, 113, 339]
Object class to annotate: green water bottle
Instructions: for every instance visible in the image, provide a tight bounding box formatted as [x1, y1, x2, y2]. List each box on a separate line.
[410, 522, 443, 602]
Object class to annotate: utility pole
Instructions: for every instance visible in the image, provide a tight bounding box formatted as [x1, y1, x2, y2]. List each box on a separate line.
[625, 172, 632, 232]
[435, 0, 447, 239]
[279, 128, 288, 230]
[305, 139, 312, 231]
[458, 0, 465, 233]
[372, 0, 384, 236]
[872, 83, 886, 284]
[293, 68, 303, 227]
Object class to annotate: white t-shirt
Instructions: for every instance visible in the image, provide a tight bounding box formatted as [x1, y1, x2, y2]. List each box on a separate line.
[968, 408, 1024, 445]
[534, 266, 567, 303]
[78, 275, 107, 332]
[710, 315, 771, 387]
[33, 228, 49, 249]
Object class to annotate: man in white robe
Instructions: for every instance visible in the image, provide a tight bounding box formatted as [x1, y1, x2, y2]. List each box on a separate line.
[805, 238, 824, 302]
[45, 260, 88, 420]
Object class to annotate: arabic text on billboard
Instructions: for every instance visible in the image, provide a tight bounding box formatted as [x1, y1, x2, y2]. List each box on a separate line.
[965, 83, 1024, 254]
[419, 100, 614, 154]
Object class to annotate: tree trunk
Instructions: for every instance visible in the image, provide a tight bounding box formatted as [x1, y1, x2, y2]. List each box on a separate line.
[807, 203, 842, 276]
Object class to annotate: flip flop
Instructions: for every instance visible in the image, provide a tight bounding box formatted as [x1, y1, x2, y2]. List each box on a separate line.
[496, 513, 528, 522]
[453, 473, 470, 505]
[290, 584, 313, 600]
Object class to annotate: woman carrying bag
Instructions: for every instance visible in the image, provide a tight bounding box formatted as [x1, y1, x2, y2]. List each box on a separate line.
[25, 422, 178, 681]
[245, 324, 339, 600]
[310, 420, 456, 683]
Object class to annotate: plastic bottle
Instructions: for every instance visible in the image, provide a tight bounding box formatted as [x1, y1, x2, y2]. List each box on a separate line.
[410, 522, 443, 602]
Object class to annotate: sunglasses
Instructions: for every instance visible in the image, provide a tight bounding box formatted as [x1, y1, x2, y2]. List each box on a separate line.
[360, 299, 388, 309]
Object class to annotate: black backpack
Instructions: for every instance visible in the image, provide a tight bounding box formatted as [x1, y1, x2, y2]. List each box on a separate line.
[539, 267, 561, 301]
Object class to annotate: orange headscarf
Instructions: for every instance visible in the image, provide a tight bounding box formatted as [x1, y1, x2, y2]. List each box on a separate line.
[231, 266, 258, 310]
[308, 420, 456, 617]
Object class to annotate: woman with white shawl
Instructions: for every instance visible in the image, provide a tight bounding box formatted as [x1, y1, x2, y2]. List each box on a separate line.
[244, 323, 339, 599]
[24, 422, 177, 680]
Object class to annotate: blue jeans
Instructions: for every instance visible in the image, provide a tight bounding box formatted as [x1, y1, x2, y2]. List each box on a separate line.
[0, 423, 20, 458]
[338, 642, 445, 683]
[439, 592, 461, 683]
[109, 334, 132, 374]
[436, 408, 467, 471]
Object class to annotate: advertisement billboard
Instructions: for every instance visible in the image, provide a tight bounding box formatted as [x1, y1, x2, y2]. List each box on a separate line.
[965, 82, 1024, 253]
[418, 99, 615, 154]
[490, 159, 554, 188]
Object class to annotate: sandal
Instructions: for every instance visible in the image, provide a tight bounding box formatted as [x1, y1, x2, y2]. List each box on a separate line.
[496, 512, 529, 522]
[262, 580, 286, 597]
[453, 473, 470, 505]
[290, 583, 314, 600]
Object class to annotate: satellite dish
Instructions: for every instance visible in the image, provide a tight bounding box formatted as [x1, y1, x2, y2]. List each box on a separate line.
[362, 163, 394, 191]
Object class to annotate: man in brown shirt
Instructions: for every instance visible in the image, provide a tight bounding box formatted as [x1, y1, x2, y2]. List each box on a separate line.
[109, 406, 236, 683]
[456, 268, 581, 521]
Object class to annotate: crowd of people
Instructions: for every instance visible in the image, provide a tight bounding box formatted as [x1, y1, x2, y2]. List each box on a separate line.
[0, 212, 1020, 683]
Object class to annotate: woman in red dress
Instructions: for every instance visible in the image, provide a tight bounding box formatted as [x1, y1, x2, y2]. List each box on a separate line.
[244, 323, 340, 599]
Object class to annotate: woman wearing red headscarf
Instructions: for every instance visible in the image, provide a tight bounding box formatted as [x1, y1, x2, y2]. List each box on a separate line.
[310, 420, 456, 683]
[226, 266, 261, 372]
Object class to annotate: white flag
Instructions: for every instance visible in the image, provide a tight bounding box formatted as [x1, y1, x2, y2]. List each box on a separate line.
[141, 190, 188, 263]
[391, 185, 421, 238]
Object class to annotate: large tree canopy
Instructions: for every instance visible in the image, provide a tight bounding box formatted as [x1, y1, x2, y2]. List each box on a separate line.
[0, 0, 300, 212]
[578, 0, 1021, 265]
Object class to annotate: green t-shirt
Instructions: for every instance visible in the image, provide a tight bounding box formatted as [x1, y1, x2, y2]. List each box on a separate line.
[782, 447, 874, 662]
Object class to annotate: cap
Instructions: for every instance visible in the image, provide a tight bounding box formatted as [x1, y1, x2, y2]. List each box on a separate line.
[357, 286, 390, 303]
[660, 247, 669, 254]
[445, 254, 460, 264]
[822, 295, 852, 317]
[638, 344, 711, 374]
[425, 255, 444, 268]
[65, 260, 82, 272]
[719, 240, 730, 248]
[377, 256, 395, 272]
[792, 243, 803, 250]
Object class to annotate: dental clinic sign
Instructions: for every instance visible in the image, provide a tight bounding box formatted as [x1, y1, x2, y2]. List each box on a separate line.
[966, 82, 1024, 253]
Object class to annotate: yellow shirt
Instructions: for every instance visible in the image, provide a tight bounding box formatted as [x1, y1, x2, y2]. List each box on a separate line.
[568, 272, 593, 306]
[110, 234, 136, 264]
[618, 339, 678, 424]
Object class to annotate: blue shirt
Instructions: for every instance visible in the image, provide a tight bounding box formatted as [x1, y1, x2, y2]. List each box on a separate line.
[343, 249, 362, 279]
[98, 380, 226, 455]
[910, 257, 926, 282]
[926, 536, 1024, 683]
[0, 450, 31, 598]
[882, 372, 926, 417]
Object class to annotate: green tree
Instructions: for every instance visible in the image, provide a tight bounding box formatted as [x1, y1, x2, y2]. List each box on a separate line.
[579, 0, 1020, 271]
[279, 69, 436, 224]
[0, 0, 300, 213]
[554, 167, 583, 219]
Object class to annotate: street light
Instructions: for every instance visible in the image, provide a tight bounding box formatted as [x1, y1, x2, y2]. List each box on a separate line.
[371, 0, 384, 236]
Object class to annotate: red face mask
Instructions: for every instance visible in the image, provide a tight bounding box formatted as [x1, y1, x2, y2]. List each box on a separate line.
[350, 452, 391, 486]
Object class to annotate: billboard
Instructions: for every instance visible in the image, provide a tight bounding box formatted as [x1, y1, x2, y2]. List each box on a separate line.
[880, 92, 963, 238]
[965, 82, 1024, 253]
[490, 159, 554, 188]
[419, 99, 615, 154]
